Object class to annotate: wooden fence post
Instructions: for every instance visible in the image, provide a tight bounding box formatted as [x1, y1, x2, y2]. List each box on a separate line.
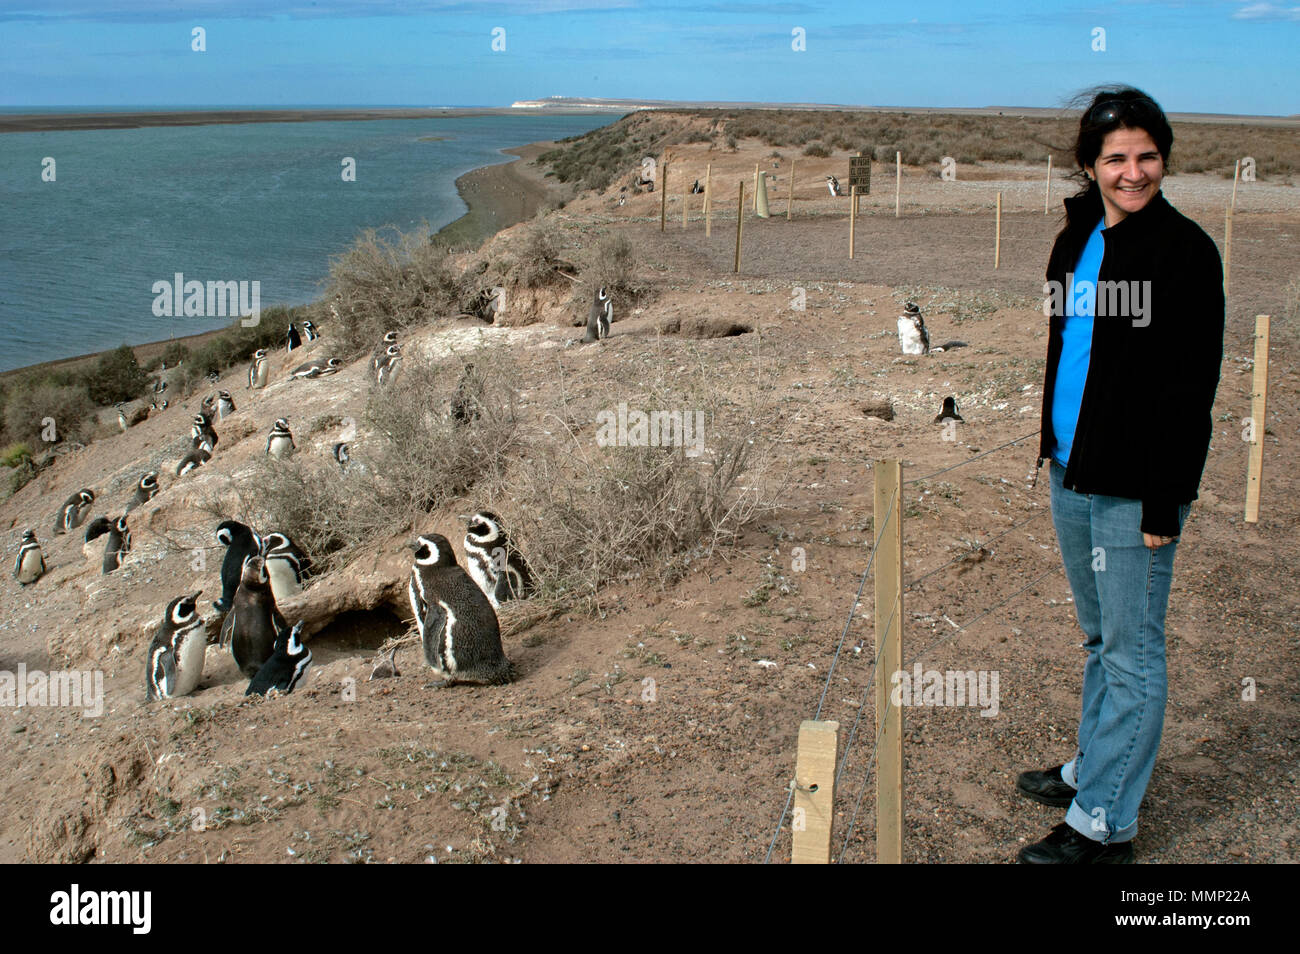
[791, 720, 840, 864]
[849, 185, 858, 259]
[787, 159, 795, 220]
[874, 459, 903, 864]
[1045, 154, 1052, 215]
[660, 162, 667, 232]
[705, 162, 712, 237]
[994, 192, 1002, 269]
[895, 152, 902, 218]
[1245, 315, 1271, 523]
[734, 181, 744, 273]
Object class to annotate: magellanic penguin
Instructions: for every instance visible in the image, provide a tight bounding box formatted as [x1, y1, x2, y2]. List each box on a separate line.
[124, 471, 160, 514]
[220, 555, 286, 679]
[13, 530, 45, 585]
[286, 322, 302, 352]
[145, 591, 206, 701]
[375, 345, 401, 385]
[248, 349, 269, 389]
[191, 412, 218, 451]
[260, 531, 311, 603]
[101, 515, 131, 574]
[116, 405, 129, 433]
[200, 394, 216, 417]
[332, 441, 351, 474]
[301, 320, 320, 346]
[266, 418, 295, 459]
[176, 445, 211, 476]
[371, 332, 398, 373]
[826, 175, 842, 197]
[897, 301, 930, 356]
[463, 510, 534, 609]
[407, 532, 514, 687]
[582, 287, 612, 343]
[53, 489, 95, 535]
[216, 390, 236, 420]
[933, 397, 964, 424]
[246, 620, 312, 697]
[82, 516, 113, 561]
[290, 357, 341, 379]
[215, 520, 263, 613]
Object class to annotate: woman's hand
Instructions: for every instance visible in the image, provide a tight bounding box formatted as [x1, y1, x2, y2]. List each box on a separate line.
[1144, 533, 1177, 549]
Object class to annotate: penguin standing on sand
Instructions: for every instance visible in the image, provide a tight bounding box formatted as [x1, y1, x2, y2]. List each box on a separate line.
[897, 301, 931, 356]
[53, 489, 95, 535]
[261, 531, 311, 603]
[191, 412, 218, 451]
[145, 592, 206, 701]
[463, 510, 534, 609]
[246, 620, 312, 696]
[248, 349, 269, 389]
[101, 515, 131, 574]
[220, 555, 286, 678]
[332, 441, 351, 474]
[13, 530, 45, 585]
[200, 394, 215, 417]
[266, 418, 296, 458]
[933, 397, 964, 424]
[286, 322, 302, 353]
[216, 390, 236, 420]
[583, 287, 612, 343]
[826, 175, 842, 197]
[116, 405, 129, 433]
[371, 332, 398, 373]
[407, 532, 514, 687]
[301, 320, 320, 346]
[125, 472, 160, 514]
[376, 345, 402, 385]
[215, 520, 262, 613]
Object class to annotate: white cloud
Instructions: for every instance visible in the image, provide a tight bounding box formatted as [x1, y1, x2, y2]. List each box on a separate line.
[1232, 2, 1300, 20]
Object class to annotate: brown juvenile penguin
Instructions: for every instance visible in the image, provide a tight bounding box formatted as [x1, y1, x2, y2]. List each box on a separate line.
[220, 555, 287, 678]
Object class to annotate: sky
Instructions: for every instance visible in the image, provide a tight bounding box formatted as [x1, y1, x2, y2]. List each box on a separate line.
[0, 1, 1296, 115]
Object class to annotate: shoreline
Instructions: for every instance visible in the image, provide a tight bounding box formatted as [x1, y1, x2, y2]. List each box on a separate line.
[0, 139, 570, 383]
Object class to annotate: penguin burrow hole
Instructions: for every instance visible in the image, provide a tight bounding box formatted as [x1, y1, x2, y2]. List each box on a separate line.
[306, 608, 409, 664]
[656, 317, 753, 339]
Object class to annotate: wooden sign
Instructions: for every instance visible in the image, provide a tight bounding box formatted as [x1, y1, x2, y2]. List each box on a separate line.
[848, 153, 871, 193]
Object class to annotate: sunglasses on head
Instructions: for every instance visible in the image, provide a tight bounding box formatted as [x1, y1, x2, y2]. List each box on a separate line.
[1088, 97, 1161, 125]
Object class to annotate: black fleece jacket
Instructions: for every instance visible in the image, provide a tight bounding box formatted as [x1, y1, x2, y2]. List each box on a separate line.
[1037, 187, 1225, 537]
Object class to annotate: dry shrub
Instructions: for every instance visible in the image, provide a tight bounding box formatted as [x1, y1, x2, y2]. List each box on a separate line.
[362, 351, 520, 525]
[501, 362, 786, 606]
[324, 225, 470, 359]
[589, 232, 639, 300]
[508, 218, 567, 290]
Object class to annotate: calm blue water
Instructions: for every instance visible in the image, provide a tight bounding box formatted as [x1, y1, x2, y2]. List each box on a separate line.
[0, 113, 618, 372]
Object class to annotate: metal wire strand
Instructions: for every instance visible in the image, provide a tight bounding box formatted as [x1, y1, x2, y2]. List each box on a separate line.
[904, 430, 1040, 485]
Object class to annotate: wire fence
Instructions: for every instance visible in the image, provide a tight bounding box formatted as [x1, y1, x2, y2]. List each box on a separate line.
[766, 429, 1070, 863]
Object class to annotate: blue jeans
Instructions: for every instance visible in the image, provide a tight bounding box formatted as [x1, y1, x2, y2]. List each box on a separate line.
[1048, 461, 1190, 843]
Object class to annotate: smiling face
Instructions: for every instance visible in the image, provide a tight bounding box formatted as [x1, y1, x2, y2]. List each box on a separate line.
[1084, 127, 1164, 226]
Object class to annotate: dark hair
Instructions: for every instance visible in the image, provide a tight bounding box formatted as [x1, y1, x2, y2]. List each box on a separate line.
[1068, 86, 1173, 190]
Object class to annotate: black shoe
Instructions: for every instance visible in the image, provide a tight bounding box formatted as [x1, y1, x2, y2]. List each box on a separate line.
[1017, 822, 1134, 863]
[1016, 764, 1076, 807]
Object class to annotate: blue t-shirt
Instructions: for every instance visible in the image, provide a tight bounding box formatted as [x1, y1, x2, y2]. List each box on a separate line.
[1051, 218, 1106, 467]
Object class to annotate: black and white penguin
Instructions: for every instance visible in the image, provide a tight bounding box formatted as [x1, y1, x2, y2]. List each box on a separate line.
[13, 530, 45, 585]
[691, 179, 704, 194]
[145, 591, 206, 701]
[191, 412, 218, 451]
[371, 332, 398, 373]
[53, 489, 95, 535]
[175, 446, 211, 476]
[116, 405, 129, 433]
[266, 418, 295, 459]
[449, 365, 481, 425]
[206, 371, 220, 387]
[463, 510, 534, 609]
[216, 390, 236, 420]
[246, 620, 312, 697]
[583, 287, 612, 343]
[200, 394, 216, 417]
[286, 322, 302, 352]
[897, 301, 930, 356]
[215, 520, 263, 614]
[933, 396, 964, 424]
[248, 349, 269, 389]
[82, 516, 112, 560]
[332, 441, 351, 473]
[220, 555, 286, 679]
[261, 531, 311, 603]
[101, 515, 131, 574]
[375, 345, 402, 385]
[826, 175, 842, 197]
[301, 320, 320, 345]
[407, 532, 514, 687]
[124, 471, 160, 514]
[289, 356, 341, 379]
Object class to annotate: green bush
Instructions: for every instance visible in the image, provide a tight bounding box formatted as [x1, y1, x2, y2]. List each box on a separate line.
[2, 381, 91, 445]
[86, 344, 149, 406]
[160, 341, 189, 368]
[1, 442, 32, 468]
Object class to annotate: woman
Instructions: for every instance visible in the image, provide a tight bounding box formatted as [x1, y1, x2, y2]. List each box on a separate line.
[1016, 87, 1225, 863]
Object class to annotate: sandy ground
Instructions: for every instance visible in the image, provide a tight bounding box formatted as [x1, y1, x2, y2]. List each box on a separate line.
[1, 131, 1297, 864]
